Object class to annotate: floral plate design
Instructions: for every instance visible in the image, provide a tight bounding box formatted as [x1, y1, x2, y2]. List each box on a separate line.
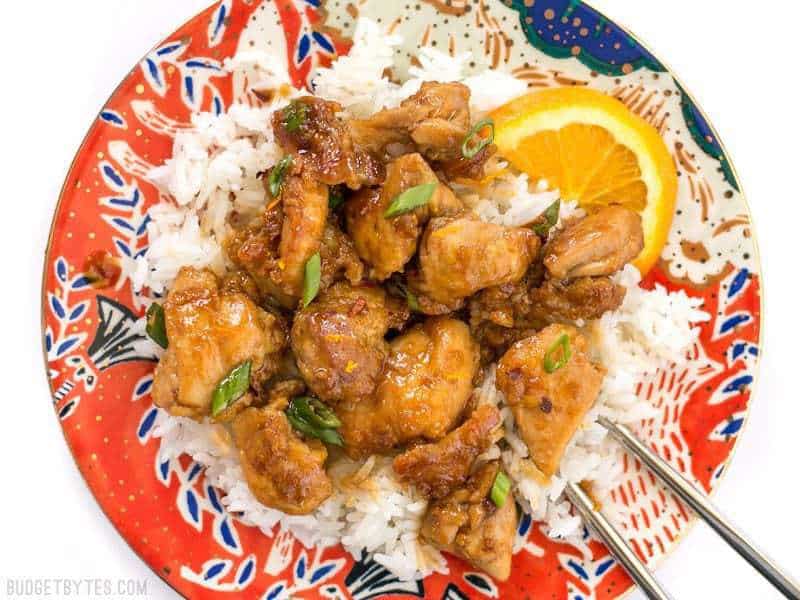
[42, 1, 761, 598]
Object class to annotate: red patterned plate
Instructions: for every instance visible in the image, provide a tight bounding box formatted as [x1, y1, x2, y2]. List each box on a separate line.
[42, 1, 760, 598]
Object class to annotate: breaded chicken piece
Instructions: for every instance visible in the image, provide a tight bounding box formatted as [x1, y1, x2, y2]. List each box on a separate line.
[393, 404, 501, 499]
[496, 324, 605, 478]
[345, 153, 461, 281]
[152, 267, 286, 418]
[544, 205, 643, 279]
[232, 407, 332, 515]
[421, 460, 517, 581]
[338, 317, 480, 458]
[291, 282, 409, 404]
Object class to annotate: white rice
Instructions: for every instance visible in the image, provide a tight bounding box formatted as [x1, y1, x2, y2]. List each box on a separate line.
[312, 18, 527, 117]
[139, 71, 297, 294]
[131, 206, 225, 295]
[141, 17, 711, 580]
[311, 18, 405, 117]
[467, 171, 584, 229]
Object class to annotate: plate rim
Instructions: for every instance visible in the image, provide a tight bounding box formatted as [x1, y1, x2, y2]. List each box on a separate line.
[38, 3, 223, 596]
[39, 0, 764, 596]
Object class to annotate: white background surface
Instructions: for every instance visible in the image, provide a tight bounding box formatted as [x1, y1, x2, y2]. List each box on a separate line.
[1, 1, 798, 598]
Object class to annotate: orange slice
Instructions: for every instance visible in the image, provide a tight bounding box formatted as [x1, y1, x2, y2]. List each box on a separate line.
[490, 87, 678, 274]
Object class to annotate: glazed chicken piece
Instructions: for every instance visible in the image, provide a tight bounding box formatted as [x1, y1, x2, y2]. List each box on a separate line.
[527, 277, 626, 322]
[421, 460, 517, 581]
[470, 321, 539, 364]
[471, 274, 626, 335]
[232, 406, 332, 515]
[333, 396, 396, 459]
[393, 404, 502, 499]
[470, 274, 626, 360]
[319, 220, 365, 289]
[468, 269, 545, 333]
[291, 282, 409, 404]
[345, 185, 417, 283]
[268, 165, 328, 300]
[225, 205, 283, 302]
[345, 153, 462, 280]
[350, 82, 471, 162]
[544, 206, 644, 279]
[273, 96, 383, 189]
[496, 325, 605, 478]
[152, 267, 286, 418]
[226, 161, 328, 307]
[438, 143, 498, 181]
[376, 317, 479, 442]
[412, 217, 540, 311]
[339, 317, 480, 458]
[220, 270, 263, 303]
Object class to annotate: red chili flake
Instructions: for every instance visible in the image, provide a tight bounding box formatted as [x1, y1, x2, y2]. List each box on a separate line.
[83, 250, 121, 289]
[508, 369, 523, 382]
[349, 297, 368, 317]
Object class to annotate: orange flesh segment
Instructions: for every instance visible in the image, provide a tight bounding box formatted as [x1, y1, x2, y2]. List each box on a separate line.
[490, 87, 678, 274]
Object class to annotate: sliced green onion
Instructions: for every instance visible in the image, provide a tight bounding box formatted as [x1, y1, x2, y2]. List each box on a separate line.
[286, 410, 315, 436]
[302, 253, 322, 308]
[328, 186, 346, 210]
[384, 183, 437, 218]
[316, 427, 345, 446]
[283, 100, 309, 132]
[211, 360, 252, 416]
[490, 471, 511, 508]
[292, 397, 342, 429]
[268, 155, 293, 197]
[406, 289, 421, 312]
[543, 333, 571, 374]
[533, 199, 561, 236]
[146, 302, 168, 349]
[389, 276, 421, 312]
[286, 398, 344, 447]
[461, 118, 495, 159]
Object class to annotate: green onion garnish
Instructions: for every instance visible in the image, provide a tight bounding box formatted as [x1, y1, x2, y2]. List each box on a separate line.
[283, 100, 309, 133]
[146, 302, 168, 349]
[329, 186, 346, 210]
[286, 410, 315, 437]
[302, 253, 322, 308]
[490, 471, 511, 508]
[406, 289, 421, 312]
[315, 427, 345, 446]
[533, 199, 561, 236]
[268, 155, 294, 197]
[543, 334, 571, 374]
[461, 118, 495, 159]
[389, 276, 421, 312]
[293, 397, 342, 429]
[384, 183, 437, 218]
[211, 360, 252, 417]
[286, 397, 343, 446]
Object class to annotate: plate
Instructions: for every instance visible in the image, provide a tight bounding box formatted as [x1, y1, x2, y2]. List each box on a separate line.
[42, 1, 761, 598]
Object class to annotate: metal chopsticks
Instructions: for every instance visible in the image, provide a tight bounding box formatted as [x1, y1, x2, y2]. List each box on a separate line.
[564, 417, 800, 600]
[565, 481, 673, 600]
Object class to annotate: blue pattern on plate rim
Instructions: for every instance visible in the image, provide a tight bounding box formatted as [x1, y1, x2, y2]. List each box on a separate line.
[41, 0, 761, 597]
